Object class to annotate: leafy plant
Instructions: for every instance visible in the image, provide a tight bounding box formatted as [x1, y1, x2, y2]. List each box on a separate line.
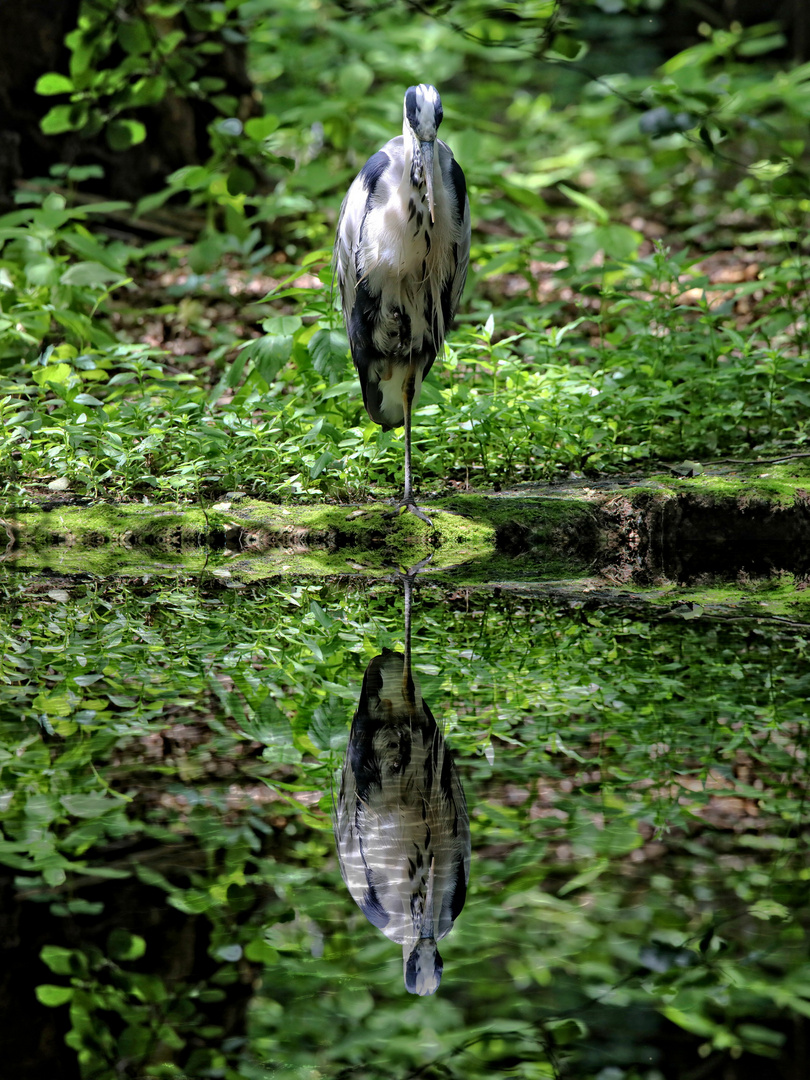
[2, 580, 809, 1076]
[0, 2, 808, 505]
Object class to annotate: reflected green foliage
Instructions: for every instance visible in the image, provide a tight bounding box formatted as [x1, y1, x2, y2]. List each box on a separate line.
[2, 4, 810, 498]
[1, 577, 808, 1076]
[3, 4, 810, 1076]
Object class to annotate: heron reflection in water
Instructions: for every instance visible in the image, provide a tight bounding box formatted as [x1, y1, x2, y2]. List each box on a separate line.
[335, 570, 470, 995]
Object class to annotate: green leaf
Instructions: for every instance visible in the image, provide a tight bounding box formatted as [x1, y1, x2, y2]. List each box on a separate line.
[35, 73, 74, 96]
[244, 115, 279, 141]
[737, 32, 786, 56]
[549, 34, 583, 60]
[226, 165, 254, 196]
[749, 900, 790, 921]
[135, 189, 174, 216]
[41, 103, 87, 134]
[337, 62, 374, 98]
[106, 119, 147, 151]
[60, 793, 120, 818]
[241, 335, 291, 385]
[36, 985, 74, 1007]
[661, 1006, 717, 1037]
[131, 74, 168, 107]
[40, 946, 78, 975]
[60, 262, 128, 287]
[309, 328, 349, 382]
[309, 451, 334, 479]
[225, 350, 249, 389]
[558, 183, 609, 224]
[61, 232, 127, 273]
[320, 377, 360, 401]
[737, 1023, 786, 1047]
[261, 315, 302, 335]
[558, 857, 610, 896]
[52, 309, 99, 344]
[32, 363, 72, 388]
[590, 224, 643, 260]
[108, 928, 147, 961]
[118, 19, 152, 55]
[244, 939, 279, 964]
[698, 125, 715, 152]
[145, 2, 183, 14]
[544, 1018, 588, 1045]
[308, 600, 334, 630]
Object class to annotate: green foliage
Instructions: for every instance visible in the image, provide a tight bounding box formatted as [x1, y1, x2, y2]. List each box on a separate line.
[1, 5, 809, 501]
[4, 12, 810, 1076]
[1, 580, 809, 1076]
[1, 241, 808, 497]
[35, 0, 240, 152]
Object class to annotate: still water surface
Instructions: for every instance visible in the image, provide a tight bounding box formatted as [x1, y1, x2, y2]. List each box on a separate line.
[1, 574, 808, 1079]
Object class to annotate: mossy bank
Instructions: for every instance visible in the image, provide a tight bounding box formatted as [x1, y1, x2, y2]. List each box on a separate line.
[3, 466, 810, 604]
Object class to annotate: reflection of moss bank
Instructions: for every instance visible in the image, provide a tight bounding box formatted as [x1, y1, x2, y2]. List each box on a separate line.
[4, 464, 810, 601]
[2, 501, 496, 577]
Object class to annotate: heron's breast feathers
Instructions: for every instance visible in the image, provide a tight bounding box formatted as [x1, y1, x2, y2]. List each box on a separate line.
[336, 136, 470, 430]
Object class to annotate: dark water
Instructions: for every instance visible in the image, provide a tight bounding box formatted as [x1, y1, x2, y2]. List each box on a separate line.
[1, 574, 809, 1079]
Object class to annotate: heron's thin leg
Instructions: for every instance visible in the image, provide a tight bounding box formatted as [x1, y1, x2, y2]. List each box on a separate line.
[403, 571, 413, 670]
[401, 362, 433, 526]
[402, 569, 416, 706]
[402, 366, 416, 506]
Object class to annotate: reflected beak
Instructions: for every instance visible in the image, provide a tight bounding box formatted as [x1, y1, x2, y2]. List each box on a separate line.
[420, 140, 436, 223]
[420, 856, 436, 939]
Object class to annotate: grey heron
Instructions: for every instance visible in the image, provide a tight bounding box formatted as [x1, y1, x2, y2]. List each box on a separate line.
[334, 84, 471, 524]
[334, 570, 470, 994]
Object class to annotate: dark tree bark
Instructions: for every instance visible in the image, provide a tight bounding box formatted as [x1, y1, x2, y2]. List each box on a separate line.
[0, 852, 258, 1078]
[0, 0, 256, 207]
[0, 0, 79, 204]
[657, 0, 809, 61]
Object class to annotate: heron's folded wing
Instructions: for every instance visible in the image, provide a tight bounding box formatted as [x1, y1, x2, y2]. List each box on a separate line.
[440, 147, 471, 327]
[334, 148, 393, 325]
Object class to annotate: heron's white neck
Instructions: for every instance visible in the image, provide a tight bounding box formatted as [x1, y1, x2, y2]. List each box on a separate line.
[399, 129, 438, 224]
[401, 125, 419, 171]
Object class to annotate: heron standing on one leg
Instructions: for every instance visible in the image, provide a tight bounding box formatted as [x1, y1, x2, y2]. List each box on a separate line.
[334, 84, 471, 523]
[335, 568, 470, 994]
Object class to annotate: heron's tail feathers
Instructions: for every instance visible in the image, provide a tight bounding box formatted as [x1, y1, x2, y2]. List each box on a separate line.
[359, 360, 423, 429]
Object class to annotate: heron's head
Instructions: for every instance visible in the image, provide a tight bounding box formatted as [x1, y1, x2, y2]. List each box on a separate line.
[404, 937, 443, 996]
[404, 84, 443, 142]
[403, 84, 443, 222]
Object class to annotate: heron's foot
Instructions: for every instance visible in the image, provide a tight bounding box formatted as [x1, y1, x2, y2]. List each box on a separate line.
[406, 502, 434, 526]
[384, 501, 434, 527]
[405, 553, 434, 576]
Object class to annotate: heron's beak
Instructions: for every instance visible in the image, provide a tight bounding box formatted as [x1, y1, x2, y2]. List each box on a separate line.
[420, 140, 436, 223]
[403, 859, 442, 994]
[420, 856, 436, 939]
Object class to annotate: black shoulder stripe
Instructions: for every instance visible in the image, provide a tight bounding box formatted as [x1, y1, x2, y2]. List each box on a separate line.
[358, 150, 389, 199]
[440, 251, 455, 327]
[361, 882, 390, 929]
[448, 158, 467, 221]
[447, 854, 468, 922]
